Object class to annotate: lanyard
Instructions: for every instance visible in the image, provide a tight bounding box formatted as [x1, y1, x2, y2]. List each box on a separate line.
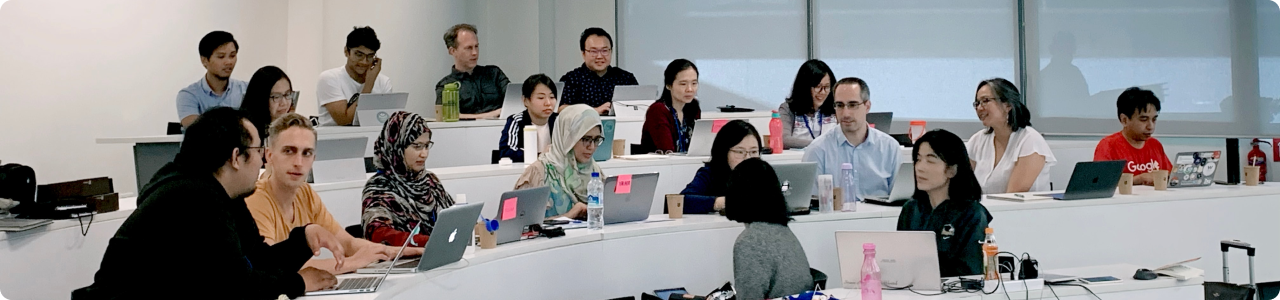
[668, 102, 687, 151]
[802, 113, 824, 139]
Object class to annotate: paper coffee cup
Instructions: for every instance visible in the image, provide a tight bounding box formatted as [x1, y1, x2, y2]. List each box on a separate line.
[474, 222, 497, 249]
[666, 194, 684, 219]
[1118, 173, 1134, 195]
[1152, 170, 1170, 190]
[1245, 166, 1261, 186]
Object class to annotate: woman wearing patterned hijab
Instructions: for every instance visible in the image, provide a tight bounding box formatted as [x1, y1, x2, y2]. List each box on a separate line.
[362, 111, 455, 246]
[515, 104, 605, 219]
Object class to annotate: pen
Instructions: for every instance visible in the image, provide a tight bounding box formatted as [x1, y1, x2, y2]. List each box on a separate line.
[1014, 193, 1026, 198]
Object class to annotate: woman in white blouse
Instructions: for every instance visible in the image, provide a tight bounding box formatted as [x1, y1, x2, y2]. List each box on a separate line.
[966, 78, 1056, 194]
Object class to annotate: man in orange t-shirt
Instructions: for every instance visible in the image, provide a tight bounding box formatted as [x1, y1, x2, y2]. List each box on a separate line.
[1093, 87, 1171, 185]
[245, 113, 423, 275]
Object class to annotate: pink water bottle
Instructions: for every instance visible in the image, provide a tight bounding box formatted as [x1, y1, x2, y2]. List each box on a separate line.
[861, 243, 882, 300]
[769, 110, 784, 154]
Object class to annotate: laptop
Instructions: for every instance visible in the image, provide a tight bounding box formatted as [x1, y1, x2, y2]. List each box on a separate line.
[495, 187, 551, 245]
[866, 112, 894, 133]
[835, 231, 942, 291]
[1170, 151, 1221, 188]
[309, 137, 369, 184]
[603, 173, 660, 224]
[687, 119, 740, 156]
[865, 162, 914, 206]
[355, 92, 409, 127]
[305, 219, 416, 296]
[593, 119, 616, 162]
[772, 162, 818, 214]
[1037, 160, 1125, 200]
[609, 85, 661, 116]
[357, 202, 485, 274]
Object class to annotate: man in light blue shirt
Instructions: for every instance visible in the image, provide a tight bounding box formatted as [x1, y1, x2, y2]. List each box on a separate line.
[802, 77, 901, 201]
[177, 31, 247, 127]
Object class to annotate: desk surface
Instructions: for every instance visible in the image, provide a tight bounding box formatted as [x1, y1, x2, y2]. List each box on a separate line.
[822, 264, 1205, 300]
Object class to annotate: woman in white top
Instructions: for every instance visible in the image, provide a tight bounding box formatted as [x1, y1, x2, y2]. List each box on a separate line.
[966, 78, 1056, 194]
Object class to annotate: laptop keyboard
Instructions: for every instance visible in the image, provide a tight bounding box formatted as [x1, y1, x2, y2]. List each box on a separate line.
[332, 276, 381, 291]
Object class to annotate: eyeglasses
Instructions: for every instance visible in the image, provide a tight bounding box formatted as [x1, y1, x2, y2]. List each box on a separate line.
[579, 136, 606, 147]
[833, 100, 866, 109]
[351, 50, 377, 62]
[585, 48, 611, 57]
[811, 85, 831, 93]
[409, 141, 435, 151]
[728, 148, 760, 158]
[972, 97, 998, 108]
[269, 91, 299, 104]
[242, 146, 265, 156]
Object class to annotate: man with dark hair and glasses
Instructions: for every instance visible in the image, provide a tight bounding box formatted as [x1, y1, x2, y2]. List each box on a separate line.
[75, 107, 347, 299]
[802, 77, 901, 201]
[317, 26, 394, 126]
[177, 30, 247, 128]
[558, 27, 638, 116]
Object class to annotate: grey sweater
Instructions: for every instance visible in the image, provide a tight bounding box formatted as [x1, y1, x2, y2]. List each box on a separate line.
[733, 222, 814, 300]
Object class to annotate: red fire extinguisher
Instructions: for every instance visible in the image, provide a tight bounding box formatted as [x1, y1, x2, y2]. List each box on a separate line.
[1248, 138, 1270, 181]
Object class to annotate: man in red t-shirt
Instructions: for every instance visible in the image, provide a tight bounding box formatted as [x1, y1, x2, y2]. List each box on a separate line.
[1094, 87, 1171, 185]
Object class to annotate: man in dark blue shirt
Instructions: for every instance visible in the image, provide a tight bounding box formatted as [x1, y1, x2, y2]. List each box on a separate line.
[558, 27, 638, 116]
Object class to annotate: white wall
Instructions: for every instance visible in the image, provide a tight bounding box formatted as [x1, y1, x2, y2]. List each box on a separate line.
[0, 0, 288, 195]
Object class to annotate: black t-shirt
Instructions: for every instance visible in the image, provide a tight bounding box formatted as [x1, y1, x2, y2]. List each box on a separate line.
[896, 196, 993, 277]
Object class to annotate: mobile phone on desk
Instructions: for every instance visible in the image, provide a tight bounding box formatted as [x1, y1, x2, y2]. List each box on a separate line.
[1080, 276, 1122, 284]
[543, 219, 569, 225]
[654, 288, 689, 300]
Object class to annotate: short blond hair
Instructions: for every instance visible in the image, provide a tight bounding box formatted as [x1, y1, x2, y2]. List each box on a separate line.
[267, 113, 316, 147]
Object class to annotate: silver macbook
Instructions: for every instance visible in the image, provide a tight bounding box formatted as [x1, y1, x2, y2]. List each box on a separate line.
[306, 220, 415, 296]
[835, 230, 942, 291]
[609, 85, 661, 116]
[686, 119, 744, 157]
[309, 137, 369, 184]
[495, 187, 550, 244]
[772, 162, 818, 214]
[865, 162, 914, 206]
[603, 173, 659, 224]
[1170, 151, 1220, 188]
[355, 92, 409, 127]
[357, 202, 485, 274]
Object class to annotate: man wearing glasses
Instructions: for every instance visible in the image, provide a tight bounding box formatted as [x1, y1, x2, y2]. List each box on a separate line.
[802, 77, 901, 201]
[435, 23, 510, 120]
[317, 26, 394, 126]
[177, 31, 247, 128]
[558, 27, 638, 116]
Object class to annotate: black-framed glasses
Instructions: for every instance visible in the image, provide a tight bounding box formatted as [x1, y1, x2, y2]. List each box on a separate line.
[585, 48, 611, 57]
[351, 50, 377, 62]
[270, 91, 299, 104]
[972, 97, 998, 108]
[833, 100, 866, 109]
[242, 146, 265, 156]
[579, 136, 606, 146]
[409, 141, 435, 151]
[728, 148, 760, 158]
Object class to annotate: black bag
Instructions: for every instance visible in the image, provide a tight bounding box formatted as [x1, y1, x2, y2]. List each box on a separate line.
[1205, 240, 1260, 300]
[0, 163, 36, 204]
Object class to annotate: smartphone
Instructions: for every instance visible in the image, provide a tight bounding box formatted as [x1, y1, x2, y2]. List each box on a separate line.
[543, 219, 569, 225]
[1080, 276, 1122, 284]
[654, 288, 689, 300]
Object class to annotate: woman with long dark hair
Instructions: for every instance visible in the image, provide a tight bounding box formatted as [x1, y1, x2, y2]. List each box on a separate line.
[897, 129, 993, 277]
[725, 158, 813, 299]
[239, 66, 296, 140]
[966, 78, 1055, 194]
[640, 59, 701, 153]
[677, 120, 762, 214]
[777, 59, 837, 149]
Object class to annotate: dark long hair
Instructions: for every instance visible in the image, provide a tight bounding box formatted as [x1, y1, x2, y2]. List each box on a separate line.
[786, 59, 836, 117]
[658, 58, 701, 113]
[977, 78, 1031, 133]
[911, 129, 983, 202]
[706, 120, 762, 189]
[240, 66, 291, 139]
[724, 158, 791, 225]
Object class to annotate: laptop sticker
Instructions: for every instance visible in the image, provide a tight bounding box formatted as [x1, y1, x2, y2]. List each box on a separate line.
[615, 174, 633, 194]
[501, 197, 518, 221]
[711, 119, 728, 133]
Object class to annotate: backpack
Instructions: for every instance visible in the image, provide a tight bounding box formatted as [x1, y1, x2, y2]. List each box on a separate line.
[0, 163, 36, 207]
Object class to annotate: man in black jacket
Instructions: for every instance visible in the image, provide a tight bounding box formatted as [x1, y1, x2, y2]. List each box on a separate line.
[74, 107, 346, 299]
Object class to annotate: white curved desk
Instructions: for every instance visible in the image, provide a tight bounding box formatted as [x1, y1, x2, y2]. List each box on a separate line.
[299, 185, 1275, 300]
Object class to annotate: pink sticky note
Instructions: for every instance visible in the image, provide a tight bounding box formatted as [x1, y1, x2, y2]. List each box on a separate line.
[615, 174, 633, 194]
[500, 197, 518, 221]
[711, 119, 729, 133]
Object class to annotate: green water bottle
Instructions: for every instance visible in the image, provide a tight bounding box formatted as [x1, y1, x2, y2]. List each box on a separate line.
[443, 82, 460, 122]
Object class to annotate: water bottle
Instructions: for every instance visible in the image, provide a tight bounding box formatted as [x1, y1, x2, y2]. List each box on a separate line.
[442, 82, 460, 122]
[860, 243, 882, 300]
[840, 163, 858, 212]
[769, 110, 783, 154]
[983, 227, 999, 280]
[587, 172, 604, 230]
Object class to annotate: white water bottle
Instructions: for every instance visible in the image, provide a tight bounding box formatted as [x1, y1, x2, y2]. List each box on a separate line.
[587, 173, 604, 230]
[523, 126, 538, 163]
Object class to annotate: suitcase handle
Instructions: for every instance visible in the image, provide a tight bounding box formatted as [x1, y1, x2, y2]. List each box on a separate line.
[1222, 240, 1256, 256]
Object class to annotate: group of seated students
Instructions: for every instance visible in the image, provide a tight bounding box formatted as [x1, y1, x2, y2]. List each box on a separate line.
[82, 22, 1177, 300]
